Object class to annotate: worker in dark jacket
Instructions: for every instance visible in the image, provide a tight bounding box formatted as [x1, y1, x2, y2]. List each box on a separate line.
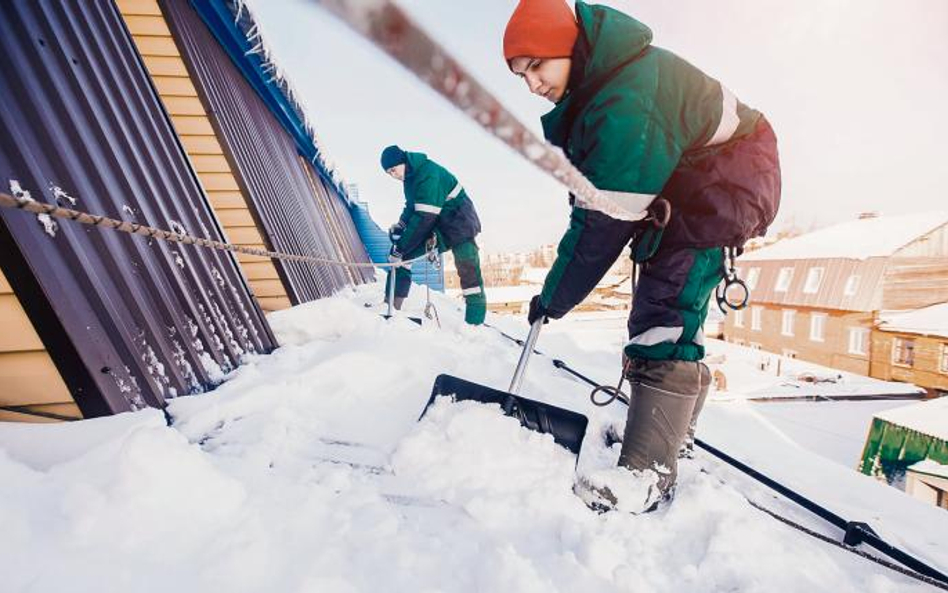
[381, 145, 487, 325]
[504, 0, 781, 512]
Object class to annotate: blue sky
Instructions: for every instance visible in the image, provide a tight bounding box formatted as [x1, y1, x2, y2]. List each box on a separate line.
[245, 0, 948, 253]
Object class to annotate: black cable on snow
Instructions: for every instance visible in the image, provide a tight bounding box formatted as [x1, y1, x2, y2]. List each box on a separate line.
[748, 500, 948, 591]
[484, 322, 948, 587]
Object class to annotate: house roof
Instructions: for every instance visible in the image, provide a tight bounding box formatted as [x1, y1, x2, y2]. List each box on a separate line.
[878, 302, 948, 338]
[875, 397, 948, 441]
[908, 458, 948, 480]
[518, 267, 549, 285]
[743, 212, 948, 261]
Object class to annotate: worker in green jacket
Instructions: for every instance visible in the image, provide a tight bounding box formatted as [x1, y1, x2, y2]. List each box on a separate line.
[381, 146, 487, 325]
[504, 0, 781, 512]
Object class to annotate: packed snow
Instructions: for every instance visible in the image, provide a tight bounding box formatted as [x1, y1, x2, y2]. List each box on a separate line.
[741, 211, 948, 261]
[1, 285, 945, 592]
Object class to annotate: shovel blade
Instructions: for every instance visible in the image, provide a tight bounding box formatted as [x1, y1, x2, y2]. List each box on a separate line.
[380, 313, 424, 325]
[420, 374, 589, 456]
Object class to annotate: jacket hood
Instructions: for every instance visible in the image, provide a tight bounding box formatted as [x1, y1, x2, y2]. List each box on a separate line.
[574, 2, 652, 85]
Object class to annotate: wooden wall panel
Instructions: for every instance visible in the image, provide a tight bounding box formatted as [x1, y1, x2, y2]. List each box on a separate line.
[117, 0, 293, 313]
[0, 270, 78, 422]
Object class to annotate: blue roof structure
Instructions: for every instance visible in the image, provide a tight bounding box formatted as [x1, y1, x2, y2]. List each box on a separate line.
[349, 201, 445, 292]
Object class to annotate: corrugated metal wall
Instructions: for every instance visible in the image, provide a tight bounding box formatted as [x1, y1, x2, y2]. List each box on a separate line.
[163, 0, 369, 303]
[0, 0, 275, 417]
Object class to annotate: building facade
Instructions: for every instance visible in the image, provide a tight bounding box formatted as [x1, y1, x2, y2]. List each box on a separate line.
[724, 213, 948, 392]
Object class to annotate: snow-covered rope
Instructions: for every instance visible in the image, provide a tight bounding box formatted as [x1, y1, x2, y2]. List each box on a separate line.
[312, 0, 615, 215]
[0, 192, 423, 270]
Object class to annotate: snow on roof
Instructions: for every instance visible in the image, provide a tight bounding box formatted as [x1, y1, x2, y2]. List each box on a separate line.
[742, 211, 948, 261]
[448, 285, 535, 303]
[908, 458, 948, 479]
[518, 267, 548, 285]
[877, 302, 948, 338]
[3, 286, 948, 587]
[875, 397, 948, 441]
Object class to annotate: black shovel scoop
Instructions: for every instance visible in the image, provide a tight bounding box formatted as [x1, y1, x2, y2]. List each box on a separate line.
[419, 319, 589, 455]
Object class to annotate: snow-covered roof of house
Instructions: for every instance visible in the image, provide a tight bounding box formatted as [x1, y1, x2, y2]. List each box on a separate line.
[518, 267, 549, 285]
[908, 458, 948, 479]
[877, 302, 948, 338]
[448, 285, 534, 304]
[742, 211, 948, 261]
[875, 397, 948, 441]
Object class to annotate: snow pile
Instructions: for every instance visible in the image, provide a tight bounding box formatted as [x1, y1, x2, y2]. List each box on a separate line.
[0, 285, 943, 591]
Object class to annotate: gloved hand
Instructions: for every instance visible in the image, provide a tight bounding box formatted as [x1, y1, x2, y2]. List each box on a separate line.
[527, 295, 550, 325]
[388, 221, 405, 242]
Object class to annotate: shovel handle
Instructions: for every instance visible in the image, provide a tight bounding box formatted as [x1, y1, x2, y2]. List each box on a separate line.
[508, 317, 544, 394]
[386, 268, 396, 317]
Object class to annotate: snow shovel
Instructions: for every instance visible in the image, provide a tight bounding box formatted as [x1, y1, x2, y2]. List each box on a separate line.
[419, 318, 589, 455]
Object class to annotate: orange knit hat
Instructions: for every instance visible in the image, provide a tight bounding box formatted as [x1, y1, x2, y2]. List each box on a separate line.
[503, 0, 579, 65]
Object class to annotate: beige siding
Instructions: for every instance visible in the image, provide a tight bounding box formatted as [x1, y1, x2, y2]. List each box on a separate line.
[724, 305, 874, 375]
[0, 269, 79, 422]
[117, 0, 290, 312]
[881, 257, 948, 311]
[870, 330, 948, 394]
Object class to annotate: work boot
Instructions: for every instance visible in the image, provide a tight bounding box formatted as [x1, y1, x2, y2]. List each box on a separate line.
[617, 359, 702, 504]
[679, 362, 712, 459]
[573, 468, 663, 515]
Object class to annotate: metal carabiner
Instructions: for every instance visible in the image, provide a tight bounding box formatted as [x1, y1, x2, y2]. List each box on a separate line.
[716, 275, 750, 313]
[716, 246, 750, 314]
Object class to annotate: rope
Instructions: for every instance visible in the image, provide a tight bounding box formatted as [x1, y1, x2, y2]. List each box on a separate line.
[0, 192, 425, 270]
[589, 357, 632, 407]
[313, 0, 616, 216]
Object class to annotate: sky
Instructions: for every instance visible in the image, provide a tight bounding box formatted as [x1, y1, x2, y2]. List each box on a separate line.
[245, 0, 948, 253]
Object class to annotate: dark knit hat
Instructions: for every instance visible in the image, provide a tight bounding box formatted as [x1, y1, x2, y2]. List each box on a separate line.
[380, 145, 407, 171]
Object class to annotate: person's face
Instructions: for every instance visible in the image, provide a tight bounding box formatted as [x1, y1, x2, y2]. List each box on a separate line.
[509, 56, 572, 103]
[386, 164, 406, 181]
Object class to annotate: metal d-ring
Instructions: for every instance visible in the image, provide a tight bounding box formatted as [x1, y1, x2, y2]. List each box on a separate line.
[716, 274, 750, 313]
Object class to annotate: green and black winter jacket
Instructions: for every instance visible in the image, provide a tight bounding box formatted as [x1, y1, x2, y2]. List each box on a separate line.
[539, 2, 781, 318]
[394, 152, 481, 256]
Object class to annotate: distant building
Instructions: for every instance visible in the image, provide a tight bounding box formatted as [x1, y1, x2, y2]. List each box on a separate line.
[724, 212, 948, 384]
[905, 460, 948, 510]
[873, 303, 948, 396]
[860, 397, 948, 509]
